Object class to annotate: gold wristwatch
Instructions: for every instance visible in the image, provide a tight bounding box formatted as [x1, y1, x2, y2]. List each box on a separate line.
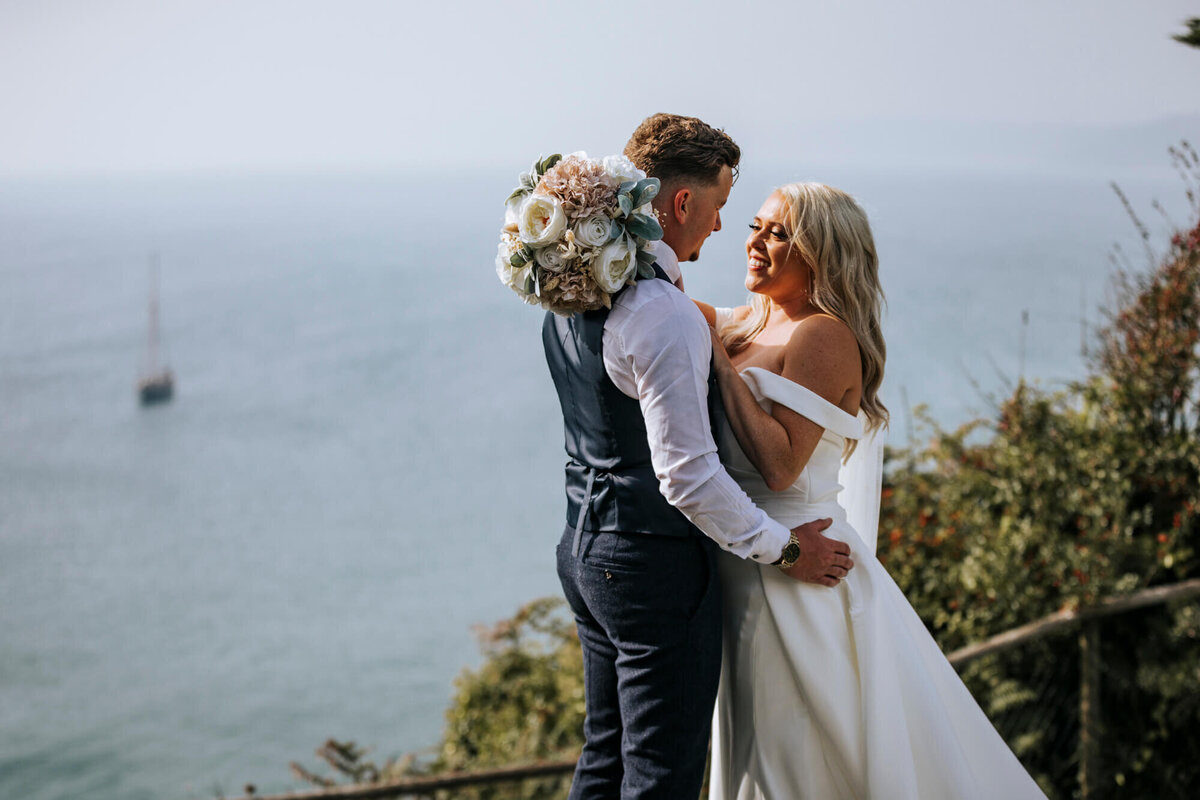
[773, 533, 801, 569]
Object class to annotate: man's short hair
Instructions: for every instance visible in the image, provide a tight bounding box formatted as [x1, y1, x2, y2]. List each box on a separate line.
[623, 113, 740, 186]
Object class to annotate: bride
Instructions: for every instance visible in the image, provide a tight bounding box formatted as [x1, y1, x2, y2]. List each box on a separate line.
[694, 183, 1045, 799]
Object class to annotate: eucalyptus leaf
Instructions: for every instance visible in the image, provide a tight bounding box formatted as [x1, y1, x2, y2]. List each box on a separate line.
[538, 153, 563, 174]
[520, 172, 536, 191]
[619, 180, 638, 194]
[507, 187, 529, 204]
[637, 262, 656, 280]
[636, 248, 657, 266]
[625, 213, 663, 241]
[510, 251, 529, 268]
[633, 178, 660, 206]
[618, 193, 633, 217]
[609, 219, 625, 241]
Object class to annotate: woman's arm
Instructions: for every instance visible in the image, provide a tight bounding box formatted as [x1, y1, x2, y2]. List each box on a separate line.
[694, 299, 717, 326]
[711, 316, 860, 491]
[693, 300, 750, 329]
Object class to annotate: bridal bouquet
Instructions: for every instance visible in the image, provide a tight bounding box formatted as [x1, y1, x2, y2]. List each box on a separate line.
[496, 152, 663, 315]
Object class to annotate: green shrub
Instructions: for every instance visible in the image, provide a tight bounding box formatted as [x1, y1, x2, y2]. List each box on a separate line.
[876, 156, 1200, 796]
[429, 597, 584, 799]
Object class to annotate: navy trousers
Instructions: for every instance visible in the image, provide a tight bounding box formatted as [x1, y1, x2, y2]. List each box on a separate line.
[557, 525, 722, 800]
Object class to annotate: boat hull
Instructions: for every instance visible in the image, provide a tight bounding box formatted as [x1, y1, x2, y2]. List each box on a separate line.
[138, 374, 174, 405]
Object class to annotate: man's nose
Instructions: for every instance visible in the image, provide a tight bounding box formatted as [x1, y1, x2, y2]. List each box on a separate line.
[713, 212, 722, 232]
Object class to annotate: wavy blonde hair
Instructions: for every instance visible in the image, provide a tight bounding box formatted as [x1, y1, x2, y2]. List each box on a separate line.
[720, 182, 889, 440]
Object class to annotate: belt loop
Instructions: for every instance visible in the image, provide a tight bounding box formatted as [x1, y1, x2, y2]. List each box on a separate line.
[572, 468, 597, 558]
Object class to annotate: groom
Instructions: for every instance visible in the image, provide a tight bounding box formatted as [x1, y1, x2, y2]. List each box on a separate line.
[544, 113, 854, 799]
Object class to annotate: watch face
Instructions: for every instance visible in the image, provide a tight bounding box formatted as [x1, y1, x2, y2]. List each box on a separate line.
[782, 542, 800, 564]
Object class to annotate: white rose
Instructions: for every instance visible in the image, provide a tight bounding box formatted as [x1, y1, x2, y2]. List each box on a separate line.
[535, 244, 568, 273]
[496, 238, 532, 291]
[496, 251, 520, 290]
[504, 195, 524, 229]
[573, 215, 613, 249]
[601, 154, 646, 185]
[518, 194, 567, 246]
[592, 235, 637, 294]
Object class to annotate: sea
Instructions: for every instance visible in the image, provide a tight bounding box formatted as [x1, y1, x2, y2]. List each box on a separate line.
[0, 161, 1188, 799]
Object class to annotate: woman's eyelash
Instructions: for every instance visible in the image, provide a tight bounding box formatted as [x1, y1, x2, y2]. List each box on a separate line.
[749, 221, 789, 239]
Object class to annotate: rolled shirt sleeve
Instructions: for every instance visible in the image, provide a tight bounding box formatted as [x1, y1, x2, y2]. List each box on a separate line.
[603, 281, 790, 563]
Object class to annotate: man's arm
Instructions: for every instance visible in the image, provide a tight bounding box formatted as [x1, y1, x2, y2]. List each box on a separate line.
[604, 284, 854, 582]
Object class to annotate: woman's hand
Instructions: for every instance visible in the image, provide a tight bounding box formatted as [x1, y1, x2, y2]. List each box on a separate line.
[709, 326, 737, 382]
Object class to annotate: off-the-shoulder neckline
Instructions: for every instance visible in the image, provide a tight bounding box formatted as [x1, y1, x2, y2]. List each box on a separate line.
[738, 366, 863, 439]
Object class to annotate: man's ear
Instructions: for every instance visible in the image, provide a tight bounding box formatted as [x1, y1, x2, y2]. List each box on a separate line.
[652, 186, 689, 227]
[670, 186, 691, 225]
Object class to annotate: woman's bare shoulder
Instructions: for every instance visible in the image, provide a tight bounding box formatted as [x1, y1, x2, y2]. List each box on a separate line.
[789, 313, 858, 351]
[780, 314, 861, 396]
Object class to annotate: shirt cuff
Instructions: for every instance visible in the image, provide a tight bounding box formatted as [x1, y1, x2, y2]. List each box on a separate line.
[750, 517, 793, 564]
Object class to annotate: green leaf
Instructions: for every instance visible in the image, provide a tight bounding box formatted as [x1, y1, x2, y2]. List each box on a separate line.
[537, 154, 562, 174]
[636, 262, 656, 280]
[506, 187, 529, 204]
[521, 272, 535, 295]
[509, 251, 528, 268]
[619, 180, 638, 194]
[609, 220, 625, 241]
[618, 193, 633, 217]
[636, 248, 656, 266]
[625, 212, 663, 241]
[632, 178, 659, 206]
[520, 172, 536, 191]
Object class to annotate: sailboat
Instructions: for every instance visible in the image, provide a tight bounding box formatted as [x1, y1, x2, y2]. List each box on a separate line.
[138, 254, 174, 405]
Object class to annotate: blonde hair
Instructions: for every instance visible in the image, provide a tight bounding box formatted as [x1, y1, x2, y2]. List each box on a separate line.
[720, 182, 889, 441]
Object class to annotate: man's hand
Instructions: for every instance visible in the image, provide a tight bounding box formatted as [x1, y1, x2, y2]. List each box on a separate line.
[781, 517, 854, 587]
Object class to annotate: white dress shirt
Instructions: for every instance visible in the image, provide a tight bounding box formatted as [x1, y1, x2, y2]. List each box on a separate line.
[601, 240, 791, 563]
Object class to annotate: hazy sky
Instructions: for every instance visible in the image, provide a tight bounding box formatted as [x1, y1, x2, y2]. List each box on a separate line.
[2, 0, 1197, 175]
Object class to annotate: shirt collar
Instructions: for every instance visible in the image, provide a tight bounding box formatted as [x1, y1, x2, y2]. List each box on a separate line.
[649, 239, 682, 285]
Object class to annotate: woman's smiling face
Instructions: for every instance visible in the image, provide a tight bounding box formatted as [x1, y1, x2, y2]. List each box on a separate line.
[745, 191, 810, 300]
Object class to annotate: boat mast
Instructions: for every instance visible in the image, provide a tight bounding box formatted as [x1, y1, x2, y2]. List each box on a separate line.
[138, 252, 173, 405]
[146, 253, 161, 376]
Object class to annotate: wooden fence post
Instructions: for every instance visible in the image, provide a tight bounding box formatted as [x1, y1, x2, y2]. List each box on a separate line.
[1078, 620, 1101, 799]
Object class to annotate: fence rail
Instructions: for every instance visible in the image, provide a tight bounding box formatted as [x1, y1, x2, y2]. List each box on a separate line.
[945, 577, 1200, 667]
[234, 758, 578, 800]
[231, 578, 1200, 800]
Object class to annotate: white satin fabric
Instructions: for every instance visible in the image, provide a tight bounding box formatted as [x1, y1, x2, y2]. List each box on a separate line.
[709, 367, 1045, 800]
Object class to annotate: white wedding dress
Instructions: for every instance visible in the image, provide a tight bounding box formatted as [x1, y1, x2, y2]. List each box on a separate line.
[709, 367, 1045, 800]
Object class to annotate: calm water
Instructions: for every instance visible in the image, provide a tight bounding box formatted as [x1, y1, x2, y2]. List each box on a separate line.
[0, 164, 1184, 799]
